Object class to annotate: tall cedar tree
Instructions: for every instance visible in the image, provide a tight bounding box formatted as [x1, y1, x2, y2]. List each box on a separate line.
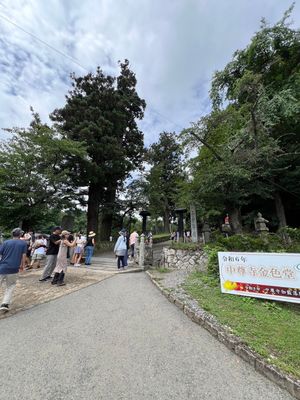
[147, 132, 184, 232]
[51, 61, 146, 238]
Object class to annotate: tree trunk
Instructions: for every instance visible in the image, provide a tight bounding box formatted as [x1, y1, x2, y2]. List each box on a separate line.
[99, 211, 114, 240]
[163, 209, 170, 233]
[99, 185, 117, 241]
[229, 207, 243, 234]
[274, 192, 287, 228]
[87, 183, 101, 235]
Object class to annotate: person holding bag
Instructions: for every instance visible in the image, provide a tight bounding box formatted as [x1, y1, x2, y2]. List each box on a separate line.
[114, 229, 128, 270]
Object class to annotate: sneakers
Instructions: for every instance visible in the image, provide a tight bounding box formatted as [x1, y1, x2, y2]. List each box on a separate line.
[0, 304, 9, 312]
[57, 282, 66, 286]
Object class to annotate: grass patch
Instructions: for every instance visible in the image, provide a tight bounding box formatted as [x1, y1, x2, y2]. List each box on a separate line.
[184, 271, 300, 379]
[156, 267, 171, 273]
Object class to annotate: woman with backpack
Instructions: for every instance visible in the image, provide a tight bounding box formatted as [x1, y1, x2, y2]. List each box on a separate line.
[114, 229, 128, 270]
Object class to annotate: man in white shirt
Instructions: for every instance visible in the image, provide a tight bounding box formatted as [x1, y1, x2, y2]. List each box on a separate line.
[129, 231, 139, 259]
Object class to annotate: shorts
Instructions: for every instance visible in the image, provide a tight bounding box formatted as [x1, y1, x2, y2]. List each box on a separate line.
[74, 246, 83, 254]
[32, 253, 45, 260]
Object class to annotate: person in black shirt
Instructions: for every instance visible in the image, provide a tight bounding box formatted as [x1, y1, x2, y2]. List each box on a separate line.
[39, 227, 62, 281]
[85, 231, 96, 266]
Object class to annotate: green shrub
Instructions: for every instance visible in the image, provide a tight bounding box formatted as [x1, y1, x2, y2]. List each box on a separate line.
[153, 233, 171, 243]
[204, 244, 226, 277]
[279, 227, 300, 241]
[216, 233, 285, 252]
[170, 242, 201, 251]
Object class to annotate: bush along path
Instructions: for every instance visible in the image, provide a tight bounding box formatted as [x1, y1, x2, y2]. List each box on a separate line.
[146, 268, 300, 399]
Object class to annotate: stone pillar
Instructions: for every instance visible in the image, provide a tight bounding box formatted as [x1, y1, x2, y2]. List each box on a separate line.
[139, 234, 145, 269]
[190, 204, 198, 243]
[134, 235, 140, 265]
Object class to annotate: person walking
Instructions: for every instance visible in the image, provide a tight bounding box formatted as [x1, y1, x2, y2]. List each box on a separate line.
[114, 229, 128, 270]
[129, 230, 139, 259]
[51, 231, 75, 286]
[85, 231, 96, 266]
[39, 227, 62, 282]
[74, 233, 86, 267]
[0, 228, 27, 312]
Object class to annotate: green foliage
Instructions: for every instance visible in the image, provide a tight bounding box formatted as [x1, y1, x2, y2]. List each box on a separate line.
[0, 112, 86, 230]
[215, 233, 285, 252]
[51, 60, 146, 237]
[152, 233, 171, 243]
[145, 132, 186, 230]
[280, 226, 300, 241]
[181, 7, 300, 229]
[156, 267, 171, 273]
[203, 244, 226, 277]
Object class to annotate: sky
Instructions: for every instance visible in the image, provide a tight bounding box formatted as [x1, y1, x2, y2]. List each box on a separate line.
[0, 0, 299, 145]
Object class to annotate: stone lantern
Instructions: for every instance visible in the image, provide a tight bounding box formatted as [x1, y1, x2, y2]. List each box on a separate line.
[255, 212, 269, 235]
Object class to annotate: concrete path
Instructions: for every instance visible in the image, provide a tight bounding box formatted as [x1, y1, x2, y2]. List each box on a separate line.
[86, 241, 168, 272]
[0, 273, 292, 400]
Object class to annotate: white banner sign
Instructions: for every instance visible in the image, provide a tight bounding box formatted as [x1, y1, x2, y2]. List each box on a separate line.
[218, 252, 300, 304]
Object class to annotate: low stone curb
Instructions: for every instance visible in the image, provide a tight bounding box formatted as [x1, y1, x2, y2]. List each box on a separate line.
[146, 270, 300, 399]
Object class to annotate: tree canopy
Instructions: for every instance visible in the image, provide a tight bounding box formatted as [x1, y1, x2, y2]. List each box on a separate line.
[0, 111, 86, 231]
[51, 60, 146, 238]
[182, 7, 300, 231]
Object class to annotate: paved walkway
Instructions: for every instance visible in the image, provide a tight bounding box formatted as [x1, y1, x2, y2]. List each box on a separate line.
[0, 273, 292, 400]
[0, 267, 111, 320]
[87, 241, 168, 272]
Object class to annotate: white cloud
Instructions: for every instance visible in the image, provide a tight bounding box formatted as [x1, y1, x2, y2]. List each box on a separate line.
[0, 0, 299, 143]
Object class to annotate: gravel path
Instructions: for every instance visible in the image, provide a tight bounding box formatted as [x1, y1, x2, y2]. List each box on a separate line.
[0, 273, 292, 400]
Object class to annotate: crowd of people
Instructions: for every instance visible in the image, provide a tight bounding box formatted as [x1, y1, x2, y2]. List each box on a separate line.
[0, 226, 97, 313]
[0, 225, 142, 313]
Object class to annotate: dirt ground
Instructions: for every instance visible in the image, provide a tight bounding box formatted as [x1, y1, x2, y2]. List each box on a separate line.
[0, 267, 113, 320]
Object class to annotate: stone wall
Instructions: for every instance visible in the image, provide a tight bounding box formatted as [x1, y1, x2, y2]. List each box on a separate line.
[161, 247, 207, 272]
